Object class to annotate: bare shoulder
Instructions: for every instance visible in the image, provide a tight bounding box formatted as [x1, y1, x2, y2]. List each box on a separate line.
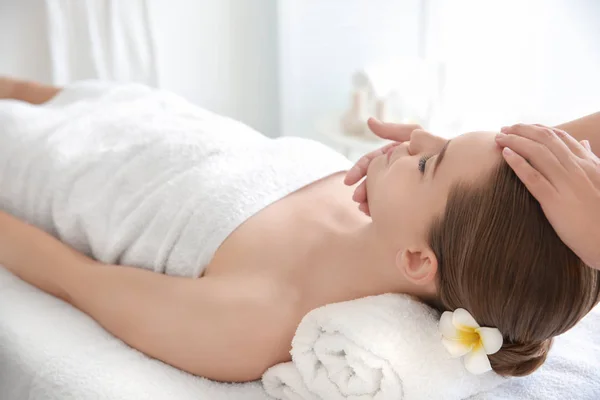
[192, 274, 302, 380]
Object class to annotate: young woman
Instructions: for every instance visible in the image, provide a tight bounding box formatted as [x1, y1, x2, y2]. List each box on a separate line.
[0, 78, 599, 382]
[348, 114, 600, 271]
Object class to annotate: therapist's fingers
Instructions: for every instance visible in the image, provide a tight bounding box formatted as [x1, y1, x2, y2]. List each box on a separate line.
[345, 118, 420, 186]
[579, 140, 600, 186]
[581, 139, 592, 152]
[500, 124, 580, 170]
[501, 147, 557, 202]
[344, 142, 399, 186]
[509, 123, 587, 159]
[495, 133, 566, 186]
[541, 125, 589, 160]
[367, 118, 421, 141]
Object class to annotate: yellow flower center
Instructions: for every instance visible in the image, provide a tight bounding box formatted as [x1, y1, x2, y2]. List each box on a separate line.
[456, 325, 483, 351]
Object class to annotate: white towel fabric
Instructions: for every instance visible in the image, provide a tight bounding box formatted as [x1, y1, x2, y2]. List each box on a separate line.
[263, 294, 505, 400]
[262, 363, 316, 400]
[45, 0, 158, 85]
[0, 80, 350, 278]
[263, 293, 600, 400]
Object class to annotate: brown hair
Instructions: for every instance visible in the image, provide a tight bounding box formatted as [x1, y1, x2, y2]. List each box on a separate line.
[429, 160, 600, 377]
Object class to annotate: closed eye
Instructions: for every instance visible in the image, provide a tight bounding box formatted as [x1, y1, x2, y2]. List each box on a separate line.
[418, 155, 433, 173]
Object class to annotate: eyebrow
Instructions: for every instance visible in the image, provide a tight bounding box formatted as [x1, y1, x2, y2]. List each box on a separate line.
[432, 139, 452, 178]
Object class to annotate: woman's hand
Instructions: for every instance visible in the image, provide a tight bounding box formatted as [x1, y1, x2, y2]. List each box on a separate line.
[0, 77, 61, 104]
[344, 118, 423, 215]
[496, 124, 600, 270]
[0, 77, 18, 99]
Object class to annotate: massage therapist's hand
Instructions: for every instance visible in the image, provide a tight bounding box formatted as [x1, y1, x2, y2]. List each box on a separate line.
[496, 124, 600, 270]
[344, 118, 423, 215]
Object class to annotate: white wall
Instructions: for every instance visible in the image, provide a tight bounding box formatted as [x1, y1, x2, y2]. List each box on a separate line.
[276, 0, 600, 140]
[427, 0, 600, 134]
[0, 0, 280, 137]
[2, 0, 598, 141]
[277, 0, 423, 139]
[0, 0, 52, 82]
[150, 0, 280, 137]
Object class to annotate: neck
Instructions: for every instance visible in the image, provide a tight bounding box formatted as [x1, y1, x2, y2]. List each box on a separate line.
[308, 220, 425, 305]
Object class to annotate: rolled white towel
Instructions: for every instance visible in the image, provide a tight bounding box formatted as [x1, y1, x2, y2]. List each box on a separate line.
[263, 362, 318, 400]
[263, 294, 505, 400]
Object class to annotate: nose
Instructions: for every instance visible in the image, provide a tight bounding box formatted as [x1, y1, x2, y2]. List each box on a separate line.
[408, 129, 447, 156]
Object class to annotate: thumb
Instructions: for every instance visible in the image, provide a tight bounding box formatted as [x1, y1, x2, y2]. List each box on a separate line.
[367, 118, 421, 142]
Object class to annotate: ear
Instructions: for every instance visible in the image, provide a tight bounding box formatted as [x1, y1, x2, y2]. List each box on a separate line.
[395, 247, 438, 286]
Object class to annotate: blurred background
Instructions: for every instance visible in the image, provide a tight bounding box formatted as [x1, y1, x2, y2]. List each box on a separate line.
[1, 0, 599, 160]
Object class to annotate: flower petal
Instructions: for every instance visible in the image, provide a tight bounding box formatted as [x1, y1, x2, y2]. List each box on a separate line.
[477, 327, 503, 355]
[463, 346, 492, 375]
[453, 308, 480, 330]
[439, 311, 459, 338]
[442, 338, 473, 358]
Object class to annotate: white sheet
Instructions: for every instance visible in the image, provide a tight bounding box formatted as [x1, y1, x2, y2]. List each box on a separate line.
[472, 302, 600, 400]
[4, 262, 599, 400]
[0, 267, 270, 400]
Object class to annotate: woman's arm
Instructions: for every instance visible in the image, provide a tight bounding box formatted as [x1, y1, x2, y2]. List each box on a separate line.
[0, 211, 297, 382]
[0, 77, 62, 104]
[555, 111, 600, 155]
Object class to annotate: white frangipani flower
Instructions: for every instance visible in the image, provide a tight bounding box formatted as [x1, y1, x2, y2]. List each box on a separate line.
[439, 308, 503, 375]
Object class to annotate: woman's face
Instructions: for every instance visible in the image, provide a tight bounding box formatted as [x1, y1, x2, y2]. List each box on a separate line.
[366, 130, 502, 250]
